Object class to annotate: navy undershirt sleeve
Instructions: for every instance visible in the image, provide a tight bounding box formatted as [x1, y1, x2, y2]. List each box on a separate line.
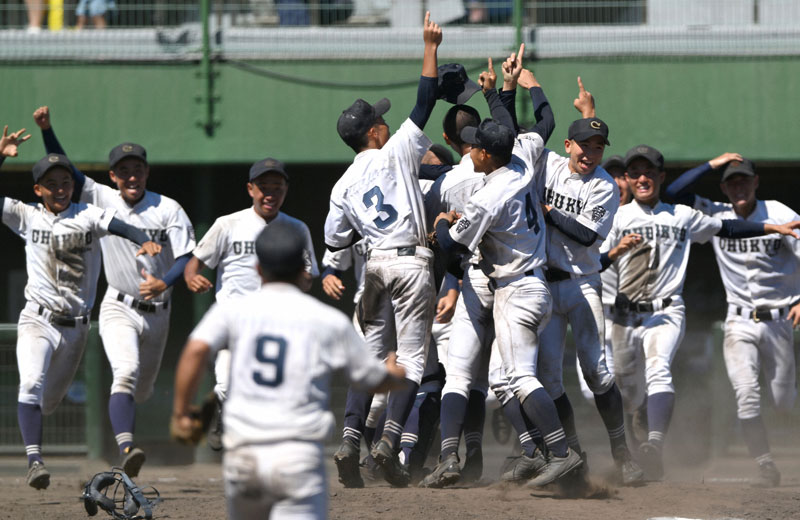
[435, 219, 470, 256]
[420, 163, 452, 181]
[108, 217, 151, 245]
[484, 88, 515, 132]
[498, 88, 518, 133]
[599, 252, 613, 271]
[409, 76, 438, 131]
[663, 162, 713, 206]
[718, 219, 767, 239]
[321, 265, 344, 279]
[545, 208, 598, 246]
[42, 126, 86, 201]
[528, 87, 555, 144]
[162, 252, 192, 287]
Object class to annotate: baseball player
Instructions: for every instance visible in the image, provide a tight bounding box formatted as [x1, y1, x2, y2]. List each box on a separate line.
[604, 144, 800, 480]
[171, 221, 405, 520]
[324, 12, 442, 488]
[2, 150, 161, 490]
[34, 107, 196, 477]
[664, 155, 800, 487]
[183, 158, 318, 449]
[432, 109, 585, 488]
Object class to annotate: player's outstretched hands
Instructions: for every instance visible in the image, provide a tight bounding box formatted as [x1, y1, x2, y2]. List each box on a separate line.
[709, 152, 744, 169]
[517, 68, 541, 90]
[322, 273, 346, 301]
[574, 76, 596, 118]
[478, 57, 497, 93]
[33, 106, 51, 130]
[608, 233, 643, 261]
[139, 268, 167, 300]
[186, 273, 213, 293]
[766, 220, 800, 240]
[434, 210, 461, 228]
[788, 301, 800, 328]
[0, 126, 31, 158]
[423, 11, 442, 46]
[435, 288, 459, 324]
[136, 241, 162, 257]
[502, 43, 525, 90]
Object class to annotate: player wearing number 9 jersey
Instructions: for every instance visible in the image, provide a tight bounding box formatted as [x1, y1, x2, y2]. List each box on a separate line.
[172, 221, 405, 520]
[324, 12, 442, 487]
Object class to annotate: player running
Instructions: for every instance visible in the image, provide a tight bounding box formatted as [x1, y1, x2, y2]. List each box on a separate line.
[33, 106, 196, 476]
[664, 154, 800, 487]
[171, 221, 406, 520]
[1, 144, 161, 489]
[604, 145, 800, 480]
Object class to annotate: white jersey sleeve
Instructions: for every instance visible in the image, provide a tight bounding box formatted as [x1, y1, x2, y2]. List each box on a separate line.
[189, 302, 230, 354]
[192, 216, 229, 269]
[575, 167, 619, 238]
[513, 132, 546, 170]
[449, 199, 494, 253]
[322, 247, 353, 272]
[298, 220, 319, 277]
[165, 202, 196, 258]
[687, 208, 723, 244]
[2, 198, 34, 236]
[324, 195, 358, 250]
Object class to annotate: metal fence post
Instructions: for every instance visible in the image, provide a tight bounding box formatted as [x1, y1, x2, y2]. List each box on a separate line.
[84, 323, 104, 460]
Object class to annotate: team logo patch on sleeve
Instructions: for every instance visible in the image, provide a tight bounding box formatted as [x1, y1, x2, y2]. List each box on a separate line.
[591, 206, 607, 222]
[456, 218, 471, 233]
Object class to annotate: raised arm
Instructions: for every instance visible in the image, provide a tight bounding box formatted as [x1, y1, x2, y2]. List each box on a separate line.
[409, 11, 442, 131]
[33, 106, 86, 198]
[139, 252, 193, 300]
[518, 69, 555, 143]
[499, 44, 524, 132]
[479, 57, 515, 133]
[107, 217, 162, 256]
[717, 219, 800, 239]
[573, 77, 595, 119]
[664, 152, 744, 206]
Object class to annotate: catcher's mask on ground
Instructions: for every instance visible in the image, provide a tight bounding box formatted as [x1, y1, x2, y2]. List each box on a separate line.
[82, 468, 160, 519]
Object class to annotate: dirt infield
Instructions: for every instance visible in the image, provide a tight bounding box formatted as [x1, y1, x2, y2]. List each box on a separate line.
[2, 442, 798, 520]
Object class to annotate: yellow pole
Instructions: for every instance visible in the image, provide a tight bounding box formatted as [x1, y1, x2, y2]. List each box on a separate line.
[48, 0, 64, 31]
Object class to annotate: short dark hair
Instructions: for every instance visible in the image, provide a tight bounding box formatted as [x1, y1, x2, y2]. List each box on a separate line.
[346, 130, 370, 154]
[443, 105, 480, 148]
[255, 222, 306, 283]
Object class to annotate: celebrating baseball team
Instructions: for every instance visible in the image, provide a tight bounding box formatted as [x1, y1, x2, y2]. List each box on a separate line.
[1, 11, 799, 520]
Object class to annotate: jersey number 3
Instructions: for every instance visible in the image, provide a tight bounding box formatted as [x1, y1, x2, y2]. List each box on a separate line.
[363, 186, 398, 229]
[525, 193, 541, 233]
[253, 335, 287, 387]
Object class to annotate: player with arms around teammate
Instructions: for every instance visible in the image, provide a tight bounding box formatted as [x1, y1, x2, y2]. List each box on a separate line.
[665, 155, 800, 487]
[1, 147, 161, 489]
[605, 145, 800, 480]
[324, 12, 441, 487]
[184, 158, 318, 449]
[33, 106, 196, 476]
[171, 222, 406, 520]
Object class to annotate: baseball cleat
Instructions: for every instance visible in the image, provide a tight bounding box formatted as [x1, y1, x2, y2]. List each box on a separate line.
[419, 452, 461, 488]
[27, 461, 50, 490]
[207, 398, 224, 452]
[371, 439, 410, 488]
[638, 442, 664, 480]
[334, 441, 364, 488]
[121, 447, 146, 478]
[501, 449, 547, 482]
[612, 445, 644, 486]
[461, 449, 483, 484]
[525, 448, 583, 488]
[751, 461, 780, 488]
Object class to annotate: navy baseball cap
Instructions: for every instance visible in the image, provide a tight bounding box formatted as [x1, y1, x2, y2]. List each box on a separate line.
[249, 157, 289, 181]
[568, 117, 610, 145]
[32, 153, 73, 183]
[437, 63, 481, 105]
[625, 144, 664, 170]
[109, 142, 147, 168]
[721, 158, 756, 182]
[255, 220, 306, 279]
[460, 119, 514, 157]
[602, 155, 625, 172]
[337, 98, 391, 146]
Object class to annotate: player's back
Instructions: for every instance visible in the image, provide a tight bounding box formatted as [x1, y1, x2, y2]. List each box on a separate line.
[214, 283, 384, 448]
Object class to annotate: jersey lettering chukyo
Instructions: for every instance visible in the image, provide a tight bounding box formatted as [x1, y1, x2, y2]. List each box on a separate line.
[619, 224, 688, 244]
[542, 187, 585, 216]
[717, 237, 782, 256]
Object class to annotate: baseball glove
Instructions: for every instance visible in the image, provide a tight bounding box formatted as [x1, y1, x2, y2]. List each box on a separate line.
[170, 407, 205, 445]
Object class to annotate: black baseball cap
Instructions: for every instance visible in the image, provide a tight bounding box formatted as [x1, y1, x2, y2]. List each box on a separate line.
[460, 119, 514, 157]
[255, 220, 306, 279]
[625, 144, 664, 170]
[337, 98, 391, 146]
[437, 63, 481, 105]
[602, 155, 625, 172]
[721, 158, 756, 182]
[568, 117, 610, 145]
[109, 142, 147, 168]
[32, 153, 73, 183]
[428, 143, 456, 166]
[249, 157, 289, 181]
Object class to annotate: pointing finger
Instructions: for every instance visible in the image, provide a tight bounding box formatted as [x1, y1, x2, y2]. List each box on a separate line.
[424, 10, 430, 26]
[518, 42, 525, 64]
[488, 57, 493, 71]
[577, 76, 586, 93]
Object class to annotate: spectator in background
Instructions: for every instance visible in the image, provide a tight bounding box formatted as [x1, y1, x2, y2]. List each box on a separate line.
[76, 0, 114, 30]
[465, 0, 512, 24]
[24, 0, 44, 33]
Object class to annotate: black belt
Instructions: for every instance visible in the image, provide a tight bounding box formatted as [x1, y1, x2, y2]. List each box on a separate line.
[488, 269, 537, 290]
[116, 292, 168, 313]
[367, 246, 416, 259]
[617, 297, 672, 313]
[38, 305, 88, 327]
[735, 306, 785, 322]
[545, 268, 572, 283]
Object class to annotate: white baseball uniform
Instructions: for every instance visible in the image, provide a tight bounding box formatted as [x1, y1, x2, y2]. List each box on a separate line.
[533, 150, 620, 399]
[190, 282, 386, 519]
[693, 196, 799, 420]
[2, 198, 114, 414]
[79, 177, 196, 401]
[325, 118, 435, 384]
[607, 199, 723, 412]
[193, 208, 318, 401]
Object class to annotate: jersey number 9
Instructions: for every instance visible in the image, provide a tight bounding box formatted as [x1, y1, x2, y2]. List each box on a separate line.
[253, 335, 287, 387]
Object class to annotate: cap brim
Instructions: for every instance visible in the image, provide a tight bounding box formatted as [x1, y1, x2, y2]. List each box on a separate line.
[571, 131, 610, 146]
[250, 168, 289, 181]
[373, 98, 391, 118]
[111, 153, 147, 168]
[624, 153, 657, 168]
[721, 168, 755, 181]
[460, 126, 480, 146]
[455, 80, 481, 105]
